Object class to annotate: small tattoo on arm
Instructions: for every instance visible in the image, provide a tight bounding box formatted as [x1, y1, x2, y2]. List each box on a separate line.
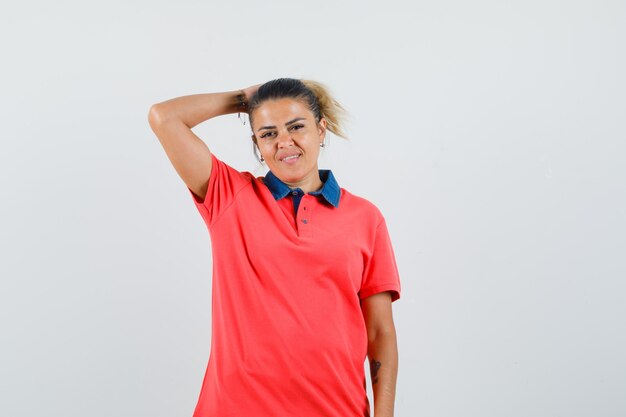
[370, 359, 381, 384]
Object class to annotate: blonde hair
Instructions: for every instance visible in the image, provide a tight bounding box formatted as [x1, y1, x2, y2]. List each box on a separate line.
[300, 79, 349, 139]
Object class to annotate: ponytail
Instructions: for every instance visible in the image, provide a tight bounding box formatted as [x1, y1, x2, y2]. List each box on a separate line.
[301, 79, 349, 139]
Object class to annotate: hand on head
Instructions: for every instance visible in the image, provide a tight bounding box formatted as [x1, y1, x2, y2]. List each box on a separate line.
[242, 83, 263, 108]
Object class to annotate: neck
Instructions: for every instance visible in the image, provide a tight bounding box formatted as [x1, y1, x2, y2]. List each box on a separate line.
[284, 171, 323, 193]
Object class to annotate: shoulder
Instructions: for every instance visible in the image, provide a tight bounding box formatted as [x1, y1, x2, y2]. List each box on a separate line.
[339, 188, 385, 225]
[211, 153, 256, 182]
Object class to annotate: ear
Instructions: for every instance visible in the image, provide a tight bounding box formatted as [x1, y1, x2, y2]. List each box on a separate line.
[251, 134, 257, 145]
[317, 117, 327, 139]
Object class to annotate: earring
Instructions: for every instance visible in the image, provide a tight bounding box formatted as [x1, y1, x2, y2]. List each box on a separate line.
[320, 142, 325, 148]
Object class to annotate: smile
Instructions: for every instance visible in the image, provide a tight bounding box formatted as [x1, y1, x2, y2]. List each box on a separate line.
[280, 154, 301, 164]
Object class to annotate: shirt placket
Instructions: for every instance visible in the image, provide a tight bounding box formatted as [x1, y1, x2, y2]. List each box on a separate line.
[296, 194, 313, 238]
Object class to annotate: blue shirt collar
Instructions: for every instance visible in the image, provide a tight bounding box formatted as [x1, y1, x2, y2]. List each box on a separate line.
[263, 169, 341, 207]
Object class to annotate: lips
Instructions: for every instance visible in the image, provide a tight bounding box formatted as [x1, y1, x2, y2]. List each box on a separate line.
[279, 152, 302, 162]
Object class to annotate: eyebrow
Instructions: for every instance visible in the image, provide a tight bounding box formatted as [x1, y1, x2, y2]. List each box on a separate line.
[258, 117, 306, 131]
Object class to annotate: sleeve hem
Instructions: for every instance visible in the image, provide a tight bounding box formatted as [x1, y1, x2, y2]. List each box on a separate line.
[359, 283, 401, 302]
[187, 152, 219, 210]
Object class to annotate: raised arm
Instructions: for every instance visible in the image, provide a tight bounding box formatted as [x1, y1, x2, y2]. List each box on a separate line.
[147, 85, 259, 202]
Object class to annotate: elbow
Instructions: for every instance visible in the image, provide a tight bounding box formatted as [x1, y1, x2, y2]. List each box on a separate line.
[367, 324, 397, 345]
[148, 104, 166, 128]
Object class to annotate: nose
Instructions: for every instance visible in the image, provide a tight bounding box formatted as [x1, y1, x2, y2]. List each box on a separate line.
[276, 129, 295, 148]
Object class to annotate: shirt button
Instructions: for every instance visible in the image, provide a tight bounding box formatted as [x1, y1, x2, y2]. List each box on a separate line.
[303, 207, 307, 210]
[291, 191, 298, 196]
[302, 219, 308, 224]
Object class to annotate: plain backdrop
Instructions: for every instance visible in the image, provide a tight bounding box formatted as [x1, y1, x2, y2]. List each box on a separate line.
[1, 1, 624, 416]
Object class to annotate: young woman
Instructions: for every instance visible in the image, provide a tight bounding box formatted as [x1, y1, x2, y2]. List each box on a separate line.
[148, 78, 401, 417]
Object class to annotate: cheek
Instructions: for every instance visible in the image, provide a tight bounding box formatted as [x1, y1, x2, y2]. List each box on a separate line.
[258, 142, 275, 155]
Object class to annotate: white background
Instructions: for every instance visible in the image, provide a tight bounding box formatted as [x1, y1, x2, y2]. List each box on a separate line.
[1, 1, 624, 416]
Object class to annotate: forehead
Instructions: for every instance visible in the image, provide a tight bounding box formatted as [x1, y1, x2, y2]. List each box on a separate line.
[252, 98, 313, 126]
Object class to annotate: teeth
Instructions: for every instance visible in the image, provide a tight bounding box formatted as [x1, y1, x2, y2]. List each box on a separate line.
[283, 155, 300, 161]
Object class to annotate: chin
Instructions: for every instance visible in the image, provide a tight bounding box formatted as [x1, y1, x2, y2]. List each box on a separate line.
[278, 172, 302, 182]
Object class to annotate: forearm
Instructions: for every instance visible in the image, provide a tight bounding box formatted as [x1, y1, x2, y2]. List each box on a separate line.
[150, 90, 245, 128]
[367, 329, 398, 417]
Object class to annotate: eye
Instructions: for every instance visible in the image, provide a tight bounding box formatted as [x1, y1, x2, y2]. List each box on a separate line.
[290, 124, 304, 131]
[260, 131, 276, 139]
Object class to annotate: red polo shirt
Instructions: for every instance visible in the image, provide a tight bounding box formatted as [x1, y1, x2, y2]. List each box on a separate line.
[187, 153, 401, 417]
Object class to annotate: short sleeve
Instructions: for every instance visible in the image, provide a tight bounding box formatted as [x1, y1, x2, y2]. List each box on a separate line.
[188, 153, 252, 227]
[358, 218, 401, 302]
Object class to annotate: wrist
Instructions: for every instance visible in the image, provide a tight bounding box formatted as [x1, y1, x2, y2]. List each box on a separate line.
[234, 89, 248, 113]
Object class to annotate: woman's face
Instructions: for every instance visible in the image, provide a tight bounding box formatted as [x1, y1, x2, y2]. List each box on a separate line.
[252, 98, 327, 188]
